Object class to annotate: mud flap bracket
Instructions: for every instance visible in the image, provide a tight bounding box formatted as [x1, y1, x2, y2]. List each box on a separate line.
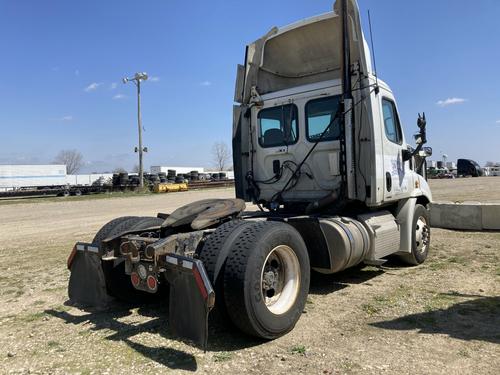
[163, 254, 215, 350]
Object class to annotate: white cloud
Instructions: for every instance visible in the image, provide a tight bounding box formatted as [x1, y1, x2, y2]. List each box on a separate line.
[113, 94, 126, 100]
[60, 115, 73, 121]
[436, 97, 467, 107]
[149, 76, 160, 82]
[496, 120, 500, 124]
[110, 82, 118, 89]
[200, 80, 212, 86]
[84, 82, 102, 92]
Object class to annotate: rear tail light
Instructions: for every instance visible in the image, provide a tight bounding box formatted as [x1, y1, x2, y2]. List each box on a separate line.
[147, 275, 157, 291]
[131, 272, 140, 287]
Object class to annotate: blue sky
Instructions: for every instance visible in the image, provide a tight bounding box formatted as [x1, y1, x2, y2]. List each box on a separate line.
[1, 0, 499, 172]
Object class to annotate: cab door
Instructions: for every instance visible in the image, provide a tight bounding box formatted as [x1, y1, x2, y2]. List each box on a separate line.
[379, 93, 412, 202]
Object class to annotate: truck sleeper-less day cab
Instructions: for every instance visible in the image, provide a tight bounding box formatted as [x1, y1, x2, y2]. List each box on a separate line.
[67, 0, 432, 347]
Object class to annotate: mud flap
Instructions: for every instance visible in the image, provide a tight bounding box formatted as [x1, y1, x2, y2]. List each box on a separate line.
[163, 254, 215, 350]
[67, 242, 111, 307]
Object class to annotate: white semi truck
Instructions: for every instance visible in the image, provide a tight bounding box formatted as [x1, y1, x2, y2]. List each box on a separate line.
[68, 0, 432, 348]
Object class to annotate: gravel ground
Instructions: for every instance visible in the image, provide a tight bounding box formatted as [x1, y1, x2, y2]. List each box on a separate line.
[429, 176, 500, 203]
[0, 187, 498, 374]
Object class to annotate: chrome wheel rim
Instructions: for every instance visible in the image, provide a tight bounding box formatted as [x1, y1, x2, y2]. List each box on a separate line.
[260, 245, 301, 315]
[415, 216, 430, 254]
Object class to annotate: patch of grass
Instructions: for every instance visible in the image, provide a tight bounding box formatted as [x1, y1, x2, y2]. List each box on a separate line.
[447, 256, 467, 265]
[33, 300, 46, 306]
[47, 340, 61, 348]
[423, 292, 460, 313]
[361, 303, 380, 316]
[19, 311, 47, 322]
[213, 351, 232, 362]
[457, 349, 471, 358]
[373, 295, 390, 304]
[427, 261, 447, 271]
[290, 344, 307, 355]
[52, 304, 71, 313]
[340, 358, 360, 371]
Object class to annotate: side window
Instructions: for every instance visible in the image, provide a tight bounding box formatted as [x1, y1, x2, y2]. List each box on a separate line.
[306, 95, 341, 142]
[382, 99, 402, 144]
[258, 104, 298, 148]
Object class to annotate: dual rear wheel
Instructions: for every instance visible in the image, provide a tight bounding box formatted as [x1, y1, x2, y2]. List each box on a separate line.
[199, 221, 310, 339]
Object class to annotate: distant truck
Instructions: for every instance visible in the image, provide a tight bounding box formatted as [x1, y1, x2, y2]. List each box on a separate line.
[457, 159, 482, 177]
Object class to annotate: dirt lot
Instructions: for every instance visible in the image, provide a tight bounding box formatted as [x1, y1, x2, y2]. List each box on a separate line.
[429, 176, 500, 203]
[0, 188, 499, 374]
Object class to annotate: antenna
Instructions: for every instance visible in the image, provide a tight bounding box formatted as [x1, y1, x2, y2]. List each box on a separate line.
[367, 10, 379, 94]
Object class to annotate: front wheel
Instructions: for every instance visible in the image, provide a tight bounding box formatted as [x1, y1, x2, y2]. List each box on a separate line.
[400, 204, 431, 265]
[223, 221, 310, 339]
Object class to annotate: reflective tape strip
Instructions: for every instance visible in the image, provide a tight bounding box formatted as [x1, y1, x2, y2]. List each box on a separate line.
[76, 244, 85, 251]
[192, 264, 208, 300]
[182, 260, 193, 269]
[87, 246, 99, 254]
[166, 256, 178, 265]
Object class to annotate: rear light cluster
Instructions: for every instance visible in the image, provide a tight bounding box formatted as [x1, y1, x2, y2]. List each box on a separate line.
[130, 265, 157, 292]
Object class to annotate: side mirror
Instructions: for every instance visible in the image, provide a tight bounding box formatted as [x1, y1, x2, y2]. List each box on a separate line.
[421, 147, 432, 157]
[416, 112, 427, 145]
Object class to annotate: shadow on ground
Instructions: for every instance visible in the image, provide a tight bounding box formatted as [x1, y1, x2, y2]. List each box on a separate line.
[309, 263, 385, 295]
[46, 301, 262, 372]
[371, 294, 500, 344]
[47, 261, 403, 370]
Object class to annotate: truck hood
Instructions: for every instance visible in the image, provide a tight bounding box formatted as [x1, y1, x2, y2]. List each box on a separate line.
[239, 0, 372, 103]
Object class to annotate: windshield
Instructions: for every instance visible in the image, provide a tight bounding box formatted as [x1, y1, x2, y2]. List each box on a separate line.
[258, 104, 298, 148]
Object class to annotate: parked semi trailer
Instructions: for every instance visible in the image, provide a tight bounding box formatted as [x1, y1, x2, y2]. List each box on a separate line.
[68, 0, 432, 348]
[0, 164, 67, 191]
[0, 165, 108, 198]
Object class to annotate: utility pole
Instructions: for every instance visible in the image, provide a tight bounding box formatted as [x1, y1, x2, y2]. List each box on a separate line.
[123, 72, 148, 188]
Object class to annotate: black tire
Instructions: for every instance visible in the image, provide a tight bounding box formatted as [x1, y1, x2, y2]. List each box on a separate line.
[223, 221, 310, 339]
[399, 204, 431, 265]
[197, 220, 254, 317]
[91, 216, 137, 247]
[95, 216, 164, 304]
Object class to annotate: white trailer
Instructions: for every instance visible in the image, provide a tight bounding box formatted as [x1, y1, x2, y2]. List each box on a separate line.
[0, 165, 67, 191]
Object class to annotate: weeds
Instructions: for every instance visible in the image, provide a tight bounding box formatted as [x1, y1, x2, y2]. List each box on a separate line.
[361, 303, 380, 316]
[290, 344, 307, 355]
[213, 351, 232, 362]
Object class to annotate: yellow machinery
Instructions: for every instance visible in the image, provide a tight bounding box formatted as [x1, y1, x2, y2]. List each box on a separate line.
[153, 183, 188, 193]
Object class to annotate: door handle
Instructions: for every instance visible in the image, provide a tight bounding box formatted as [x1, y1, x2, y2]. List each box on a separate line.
[386, 172, 392, 192]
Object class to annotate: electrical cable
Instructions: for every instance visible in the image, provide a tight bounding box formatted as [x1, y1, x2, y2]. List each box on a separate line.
[270, 86, 378, 207]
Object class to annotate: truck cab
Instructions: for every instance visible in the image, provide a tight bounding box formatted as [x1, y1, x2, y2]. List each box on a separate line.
[232, 6, 431, 212]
